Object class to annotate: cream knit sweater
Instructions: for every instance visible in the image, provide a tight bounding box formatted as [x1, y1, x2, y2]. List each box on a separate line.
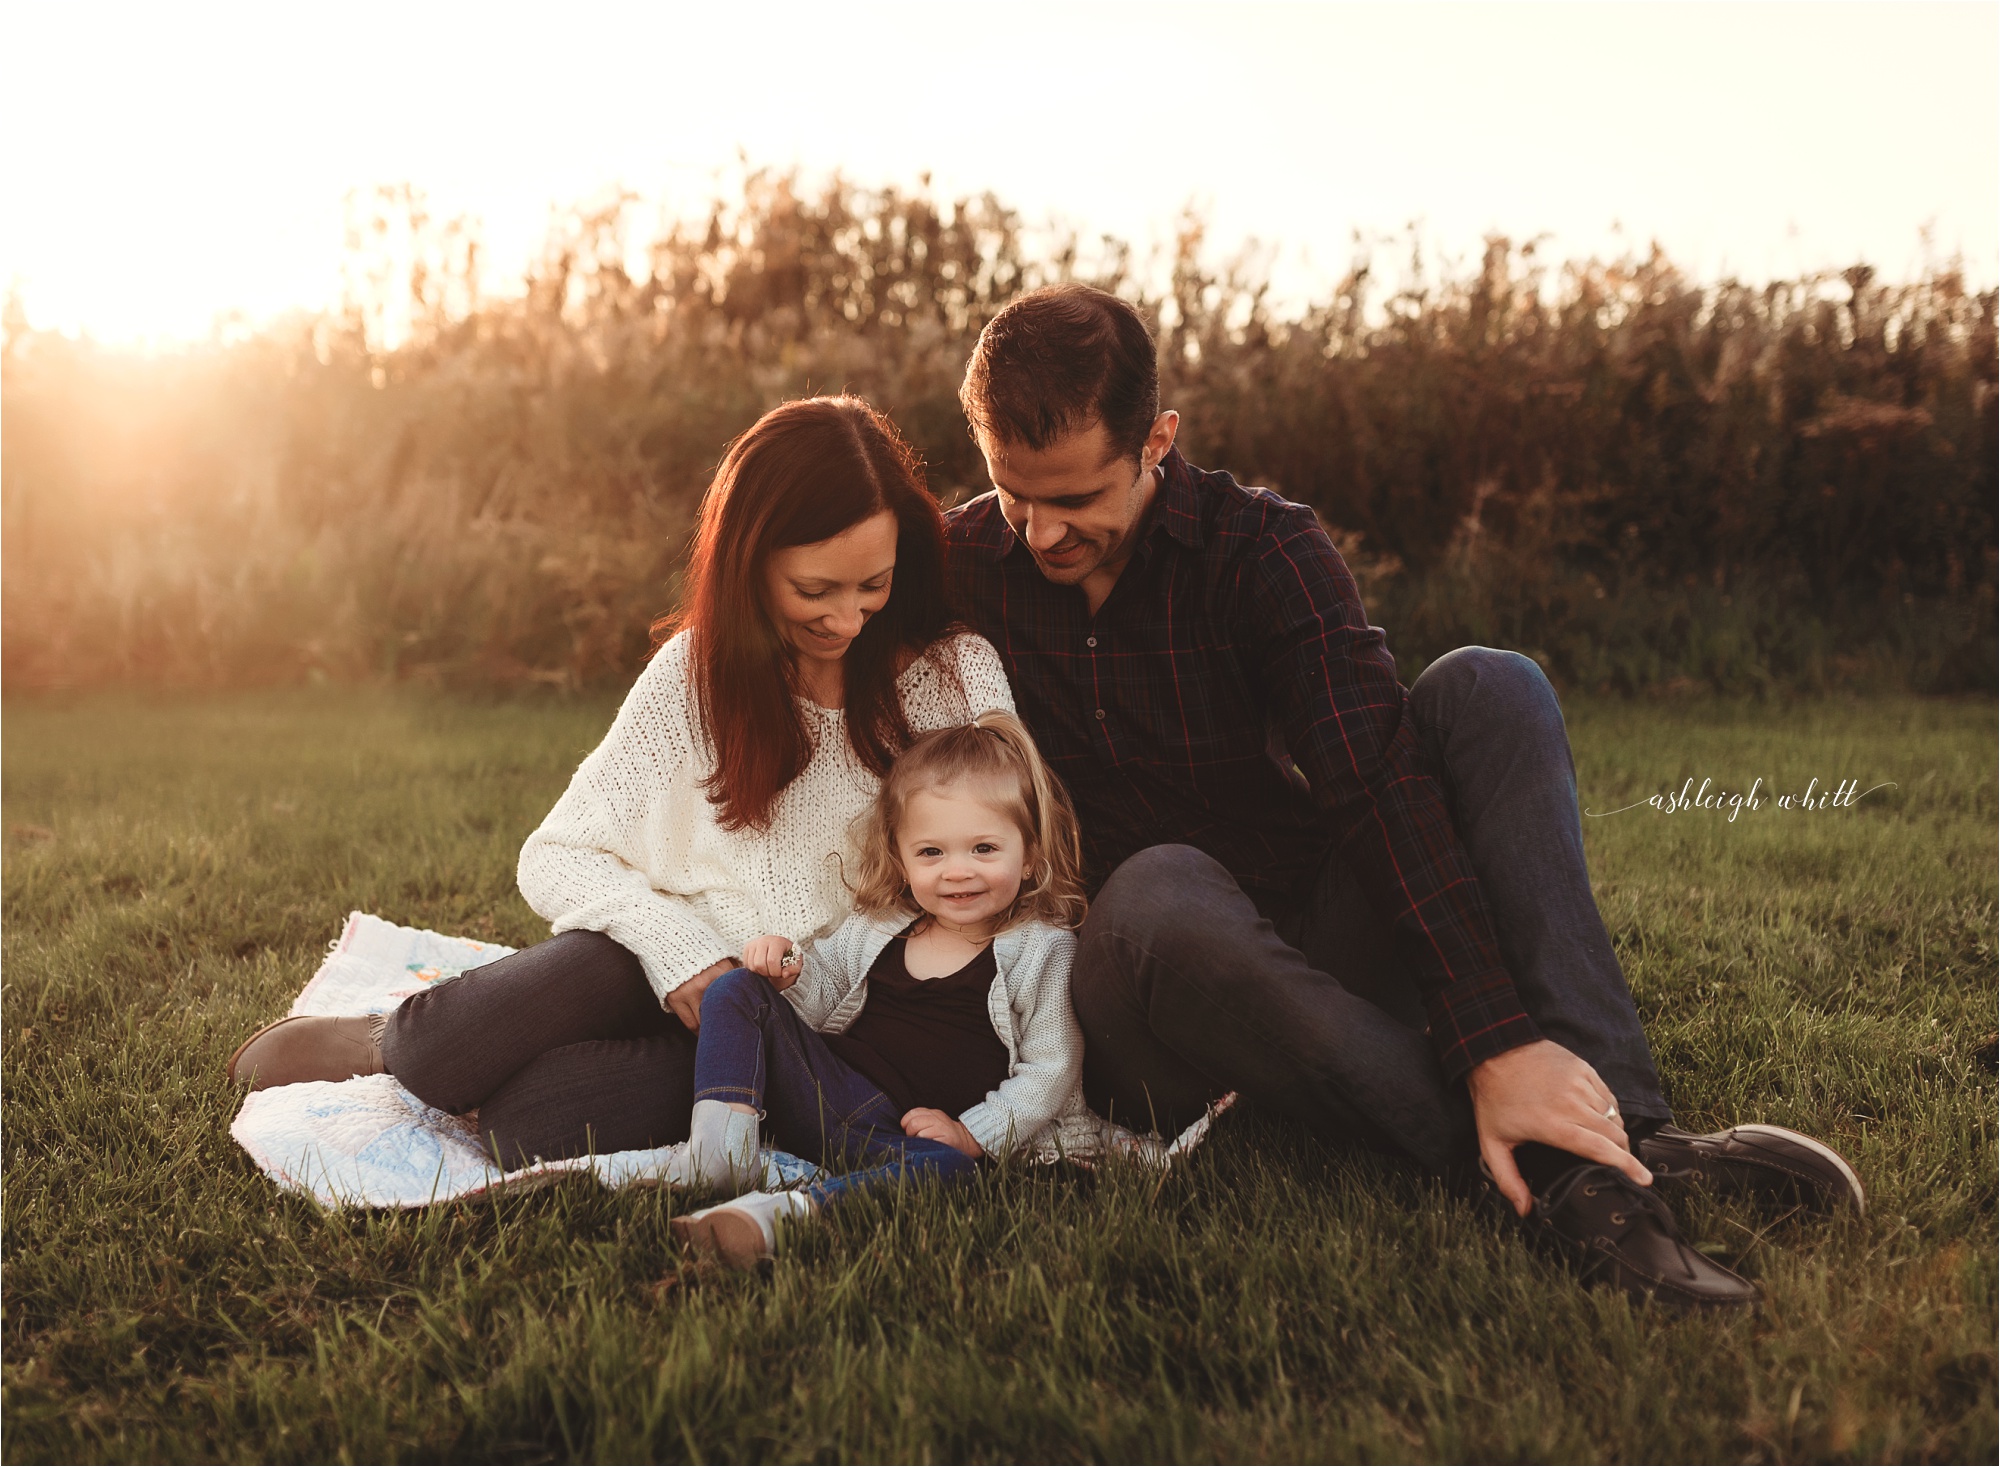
[517, 630, 1016, 1001]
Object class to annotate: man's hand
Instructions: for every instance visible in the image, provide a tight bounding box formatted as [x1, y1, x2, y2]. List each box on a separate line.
[901, 1107, 984, 1159]
[1467, 1039, 1651, 1216]
[742, 935, 801, 988]
[665, 958, 737, 1032]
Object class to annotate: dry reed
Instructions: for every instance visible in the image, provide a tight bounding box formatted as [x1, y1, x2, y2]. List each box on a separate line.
[4, 172, 1991, 694]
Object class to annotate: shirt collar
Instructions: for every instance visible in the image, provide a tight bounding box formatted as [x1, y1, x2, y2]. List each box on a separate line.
[1149, 447, 1206, 552]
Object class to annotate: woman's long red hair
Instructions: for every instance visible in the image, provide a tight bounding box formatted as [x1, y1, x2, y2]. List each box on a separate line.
[657, 396, 958, 831]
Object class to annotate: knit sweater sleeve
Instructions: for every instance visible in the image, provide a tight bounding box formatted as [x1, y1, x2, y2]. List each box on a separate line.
[903, 632, 1016, 733]
[783, 913, 873, 1030]
[516, 640, 733, 1001]
[957, 927, 1084, 1158]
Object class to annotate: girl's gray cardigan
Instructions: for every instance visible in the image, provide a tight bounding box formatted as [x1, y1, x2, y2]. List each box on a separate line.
[785, 911, 1120, 1161]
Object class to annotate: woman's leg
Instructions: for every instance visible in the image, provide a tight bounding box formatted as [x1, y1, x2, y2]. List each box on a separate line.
[382, 929, 678, 1114]
[476, 1030, 698, 1167]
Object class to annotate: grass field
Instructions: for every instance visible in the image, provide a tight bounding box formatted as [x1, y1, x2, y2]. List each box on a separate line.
[3, 687, 1994, 1463]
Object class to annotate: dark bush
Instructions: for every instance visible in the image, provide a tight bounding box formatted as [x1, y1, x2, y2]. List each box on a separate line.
[4, 172, 1992, 694]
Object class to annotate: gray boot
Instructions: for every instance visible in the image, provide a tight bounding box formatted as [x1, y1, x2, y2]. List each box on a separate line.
[686, 1098, 762, 1191]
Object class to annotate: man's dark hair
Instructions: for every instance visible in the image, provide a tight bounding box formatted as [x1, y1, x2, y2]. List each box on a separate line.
[960, 283, 1160, 465]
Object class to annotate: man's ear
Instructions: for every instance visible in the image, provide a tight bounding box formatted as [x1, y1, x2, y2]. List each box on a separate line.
[1141, 410, 1180, 472]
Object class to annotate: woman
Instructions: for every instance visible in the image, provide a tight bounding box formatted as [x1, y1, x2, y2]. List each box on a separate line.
[228, 396, 1014, 1166]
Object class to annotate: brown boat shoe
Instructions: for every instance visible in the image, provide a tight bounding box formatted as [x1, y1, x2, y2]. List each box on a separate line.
[1636, 1122, 1865, 1216]
[227, 1014, 386, 1090]
[1526, 1162, 1762, 1310]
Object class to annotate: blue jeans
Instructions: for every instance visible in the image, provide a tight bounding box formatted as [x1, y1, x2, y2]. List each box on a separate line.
[694, 968, 980, 1206]
[1071, 646, 1670, 1177]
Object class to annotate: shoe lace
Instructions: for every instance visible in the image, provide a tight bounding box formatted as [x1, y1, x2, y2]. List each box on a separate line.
[1537, 1163, 1685, 1238]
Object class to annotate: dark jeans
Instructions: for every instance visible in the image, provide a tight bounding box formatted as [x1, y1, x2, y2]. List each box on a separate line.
[1072, 646, 1670, 1177]
[695, 968, 979, 1206]
[381, 928, 696, 1166]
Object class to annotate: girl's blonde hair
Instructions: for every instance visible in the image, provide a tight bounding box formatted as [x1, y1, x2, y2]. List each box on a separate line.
[848, 709, 1088, 930]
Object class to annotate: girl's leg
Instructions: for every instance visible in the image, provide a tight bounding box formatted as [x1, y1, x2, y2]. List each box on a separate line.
[383, 930, 678, 1113]
[805, 1133, 980, 1207]
[695, 972, 980, 1201]
[674, 1134, 978, 1269]
[692, 968, 896, 1165]
[674, 974, 982, 1266]
[475, 1031, 697, 1167]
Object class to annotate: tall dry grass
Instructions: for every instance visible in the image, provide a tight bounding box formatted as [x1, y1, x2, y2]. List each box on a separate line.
[4, 172, 1992, 694]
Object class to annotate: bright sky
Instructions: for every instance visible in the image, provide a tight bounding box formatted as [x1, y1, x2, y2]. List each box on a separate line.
[3, 1, 1994, 344]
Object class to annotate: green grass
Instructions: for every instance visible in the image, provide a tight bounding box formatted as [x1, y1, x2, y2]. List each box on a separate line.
[4, 687, 1994, 1463]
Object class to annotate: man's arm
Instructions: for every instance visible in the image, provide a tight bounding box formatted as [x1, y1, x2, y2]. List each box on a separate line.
[1246, 506, 1653, 1210]
[1245, 506, 1540, 1081]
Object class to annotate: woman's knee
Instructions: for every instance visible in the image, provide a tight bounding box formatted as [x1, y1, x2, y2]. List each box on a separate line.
[446, 928, 651, 1020]
[535, 928, 649, 993]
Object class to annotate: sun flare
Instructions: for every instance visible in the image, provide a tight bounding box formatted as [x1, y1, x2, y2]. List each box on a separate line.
[2, 1, 1993, 345]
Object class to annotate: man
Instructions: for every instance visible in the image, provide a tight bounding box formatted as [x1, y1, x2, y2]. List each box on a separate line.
[941, 283, 1861, 1308]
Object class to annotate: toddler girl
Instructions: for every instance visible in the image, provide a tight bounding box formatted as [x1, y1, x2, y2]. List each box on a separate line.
[671, 709, 1090, 1267]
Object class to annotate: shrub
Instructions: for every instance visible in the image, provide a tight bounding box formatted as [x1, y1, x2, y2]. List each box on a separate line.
[4, 172, 1992, 693]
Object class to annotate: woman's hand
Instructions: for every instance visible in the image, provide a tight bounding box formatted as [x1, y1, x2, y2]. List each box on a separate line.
[665, 958, 737, 1032]
[742, 934, 802, 988]
[901, 1107, 984, 1159]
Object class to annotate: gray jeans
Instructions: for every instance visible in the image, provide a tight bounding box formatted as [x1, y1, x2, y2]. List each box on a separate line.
[380, 929, 696, 1166]
[1072, 646, 1670, 1175]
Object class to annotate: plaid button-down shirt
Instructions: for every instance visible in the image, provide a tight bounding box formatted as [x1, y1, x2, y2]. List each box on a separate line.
[942, 447, 1540, 1081]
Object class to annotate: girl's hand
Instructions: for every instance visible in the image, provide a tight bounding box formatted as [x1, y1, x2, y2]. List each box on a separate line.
[742, 935, 802, 987]
[901, 1107, 984, 1159]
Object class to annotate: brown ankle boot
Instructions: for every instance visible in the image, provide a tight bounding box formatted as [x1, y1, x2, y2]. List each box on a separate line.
[227, 1014, 387, 1090]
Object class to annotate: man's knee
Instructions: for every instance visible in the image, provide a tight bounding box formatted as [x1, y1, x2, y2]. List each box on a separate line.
[1077, 845, 1259, 1016]
[1087, 844, 1241, 947]
[1412, 646, 1561, 731]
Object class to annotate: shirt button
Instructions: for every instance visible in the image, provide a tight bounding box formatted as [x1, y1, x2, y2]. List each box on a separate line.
[1095, 709, 1106, 720]
[1086, 636, 1098, 648]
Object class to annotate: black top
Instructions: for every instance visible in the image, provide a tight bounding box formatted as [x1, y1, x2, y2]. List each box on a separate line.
[941, 447, 1535, 1083]
[824, 936, 1010, 1116]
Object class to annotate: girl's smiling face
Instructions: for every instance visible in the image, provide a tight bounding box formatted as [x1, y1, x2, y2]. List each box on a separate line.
[895, 780, 1028, 935]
